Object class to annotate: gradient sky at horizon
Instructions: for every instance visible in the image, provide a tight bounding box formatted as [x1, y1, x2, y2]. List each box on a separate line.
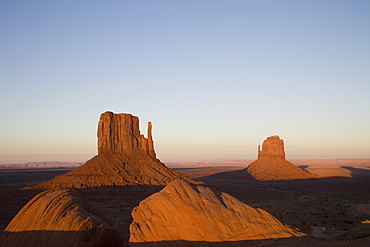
[1, 0, 369, 164]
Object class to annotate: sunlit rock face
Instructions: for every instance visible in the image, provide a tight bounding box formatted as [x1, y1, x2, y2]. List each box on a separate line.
[28, 111, 192, 189]
[129, 179, 305, 244]
[258, 135, 285, 159]
[247, 135, 317, 180]
[98, 111, 156, 158]
[0, 189, 122, 247]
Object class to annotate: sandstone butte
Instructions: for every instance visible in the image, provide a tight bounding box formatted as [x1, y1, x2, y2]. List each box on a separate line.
[129, 179, 305, 245]
[0, 189, 123, 247]
[29, 111, 192, 189]
[247, 135, 317, 180]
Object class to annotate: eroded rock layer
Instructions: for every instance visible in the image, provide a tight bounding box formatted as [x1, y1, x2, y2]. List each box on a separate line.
[247, 135, 317, 180]
[0, 189, 122, 247]
[129, 179, 305, 244]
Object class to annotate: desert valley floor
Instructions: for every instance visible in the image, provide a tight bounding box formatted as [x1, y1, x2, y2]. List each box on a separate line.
[1, 159, 370, 246]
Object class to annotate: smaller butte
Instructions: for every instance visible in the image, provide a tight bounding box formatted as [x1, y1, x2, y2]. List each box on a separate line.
[247, 135, 317, 180]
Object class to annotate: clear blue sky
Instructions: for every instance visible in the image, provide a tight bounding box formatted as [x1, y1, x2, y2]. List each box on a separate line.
[1, 0, 369, 163]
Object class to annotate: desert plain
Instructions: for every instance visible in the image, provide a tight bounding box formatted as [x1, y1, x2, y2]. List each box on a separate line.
[1, 158, 370, 246]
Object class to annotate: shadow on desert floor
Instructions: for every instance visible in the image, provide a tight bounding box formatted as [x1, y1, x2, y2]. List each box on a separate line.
[341, 166, 370, 178]
[129, 235, 370, 247]
[76, 185, 164, 246]
[197, 166, 370, 182]
[3, 231, 370, 247]
[129, 236, 308, 247]
[298, 165, 309, 172]
[0, 230, 123, 247]
[0, 231, 337, 247]
[0, 168, 73, 185]
[196, 169, 255, 181]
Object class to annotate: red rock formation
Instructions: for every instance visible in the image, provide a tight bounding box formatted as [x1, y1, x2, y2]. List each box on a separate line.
[129, 179, 305, 244]
[258, 135, 285, 159]
[32, 153, 192, 189]
[97, 111, 156, 157]
[28, 111, 192, 189]
[0, 189, 122, 247]
[247, 135, 317, 180]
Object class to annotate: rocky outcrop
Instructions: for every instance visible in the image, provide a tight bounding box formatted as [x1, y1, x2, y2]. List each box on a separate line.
[129, 179, 305, 244]
[258, 135, 285, 159]
[0, 189, 122, 247]
[28, 111, 192, 189]
[98, 111, 156, 157]
[247, 135, 317, 180]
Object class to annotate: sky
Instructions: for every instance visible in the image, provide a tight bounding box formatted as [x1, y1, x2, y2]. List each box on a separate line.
[1, 0, 369, 164]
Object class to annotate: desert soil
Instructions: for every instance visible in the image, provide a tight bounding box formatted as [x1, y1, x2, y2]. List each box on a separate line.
[1, 160, 370, 246]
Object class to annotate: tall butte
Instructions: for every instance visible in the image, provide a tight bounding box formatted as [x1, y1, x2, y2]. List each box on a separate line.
[247, 135, 317, 180]
[97, 112, 156, 157]
[30, 111, 192, 189]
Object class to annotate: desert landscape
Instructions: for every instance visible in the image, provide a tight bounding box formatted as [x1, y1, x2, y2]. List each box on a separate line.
[1, 112, 369, 247]
[2, 1, 369, 246]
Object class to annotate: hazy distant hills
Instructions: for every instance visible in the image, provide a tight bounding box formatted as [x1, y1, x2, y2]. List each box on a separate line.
[0, 161, 83, 169]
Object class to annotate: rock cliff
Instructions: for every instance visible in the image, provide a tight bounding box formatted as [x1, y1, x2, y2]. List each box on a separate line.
[258, 135, 285, 158]
[28, 111, 191, 189]
[98, 111, 156, 157]
[247, 135, 317, 180]
[0, 189, 122, 247]
[129, 179, 305, 244]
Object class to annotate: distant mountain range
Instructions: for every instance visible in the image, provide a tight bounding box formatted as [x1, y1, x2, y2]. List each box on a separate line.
[0, 161, 83, 169]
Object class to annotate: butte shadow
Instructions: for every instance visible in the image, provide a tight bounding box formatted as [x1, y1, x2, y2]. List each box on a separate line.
[196, 168, 255, 181]
[341, 166, 370, 179]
